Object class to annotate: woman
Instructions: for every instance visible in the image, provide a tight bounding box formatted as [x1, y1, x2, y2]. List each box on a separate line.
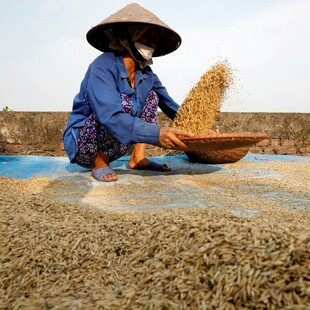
[63, 3, 193, 182]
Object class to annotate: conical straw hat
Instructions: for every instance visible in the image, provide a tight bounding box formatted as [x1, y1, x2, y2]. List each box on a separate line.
[86, 3, 181, 56]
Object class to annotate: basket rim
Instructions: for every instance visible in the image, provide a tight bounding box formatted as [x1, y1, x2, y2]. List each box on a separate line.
[180, 132, 268, 142]
[178, 132, 268, 152]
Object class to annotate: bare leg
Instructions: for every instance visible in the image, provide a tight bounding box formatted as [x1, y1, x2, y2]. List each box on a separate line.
[93, 150, 117, 181]
[128, 143, 147, 168]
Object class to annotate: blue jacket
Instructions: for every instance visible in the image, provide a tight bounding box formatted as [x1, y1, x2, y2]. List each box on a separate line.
[63, 52, 180, 162]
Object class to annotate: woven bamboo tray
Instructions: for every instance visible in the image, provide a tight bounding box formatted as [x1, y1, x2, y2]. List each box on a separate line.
[180, 132, 267, 152]
[182, 132, 267, 164]
[185, 146, 250, 164]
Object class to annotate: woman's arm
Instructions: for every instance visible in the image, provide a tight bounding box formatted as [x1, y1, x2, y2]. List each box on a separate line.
[87, 66, 160, 145]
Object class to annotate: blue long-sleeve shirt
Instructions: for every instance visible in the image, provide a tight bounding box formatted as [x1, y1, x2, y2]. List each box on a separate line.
[63, 52, 180, 161]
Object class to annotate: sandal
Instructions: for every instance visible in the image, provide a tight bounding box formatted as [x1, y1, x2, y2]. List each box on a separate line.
[91, 166, 117, 182]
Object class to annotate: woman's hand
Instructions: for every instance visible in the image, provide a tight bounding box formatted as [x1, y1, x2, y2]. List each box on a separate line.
[158, 127, 194, 150]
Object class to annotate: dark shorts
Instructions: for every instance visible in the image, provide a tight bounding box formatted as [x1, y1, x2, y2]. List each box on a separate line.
[74, 90, 159, 169]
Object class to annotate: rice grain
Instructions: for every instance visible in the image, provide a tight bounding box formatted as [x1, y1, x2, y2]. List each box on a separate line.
[173, 61, 233, 134]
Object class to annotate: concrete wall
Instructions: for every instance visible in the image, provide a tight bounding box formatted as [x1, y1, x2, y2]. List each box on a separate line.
[215, 113, 310, 156]
[0, 112, 309, 156]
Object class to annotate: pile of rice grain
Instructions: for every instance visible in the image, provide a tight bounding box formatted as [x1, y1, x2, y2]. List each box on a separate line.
[1, 176, 309, 309]
[173, 61, 233, 134]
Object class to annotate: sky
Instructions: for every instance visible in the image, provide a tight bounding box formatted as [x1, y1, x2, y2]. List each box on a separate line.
[0, 0, 309, 112]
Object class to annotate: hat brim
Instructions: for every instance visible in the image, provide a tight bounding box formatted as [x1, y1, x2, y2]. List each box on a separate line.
[180, 133, 268, 152]
[86, 22, 181, 57]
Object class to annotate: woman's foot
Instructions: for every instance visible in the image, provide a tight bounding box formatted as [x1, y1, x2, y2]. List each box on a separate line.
[93, 151, 117, 182]
[128, 143, 171, 171]
[91, 166, 117, 182]
[130, 158, 171, 171]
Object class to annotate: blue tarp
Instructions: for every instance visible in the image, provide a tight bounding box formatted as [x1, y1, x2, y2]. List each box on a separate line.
[0, 154, 308, 180]
[1, 154, 309, 213]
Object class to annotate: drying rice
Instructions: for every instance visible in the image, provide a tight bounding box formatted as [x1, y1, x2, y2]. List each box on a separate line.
[173, 61, 233, 134]
[0, 174, 309, 309]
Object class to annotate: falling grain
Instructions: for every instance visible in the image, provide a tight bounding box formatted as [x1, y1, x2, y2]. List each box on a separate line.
[173, 61, 233, 134]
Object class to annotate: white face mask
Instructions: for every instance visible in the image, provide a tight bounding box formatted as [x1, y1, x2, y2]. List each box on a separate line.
[134, 42, 154, 61]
